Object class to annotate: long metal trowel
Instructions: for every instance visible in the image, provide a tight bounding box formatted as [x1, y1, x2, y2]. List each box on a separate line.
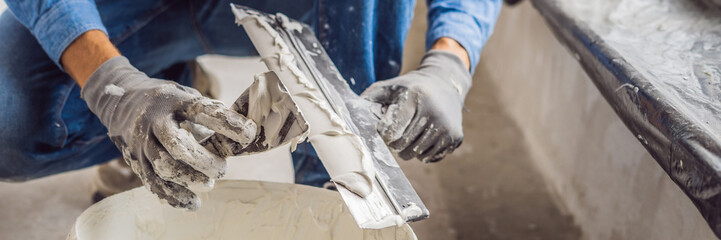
[229, 4, 429, 229]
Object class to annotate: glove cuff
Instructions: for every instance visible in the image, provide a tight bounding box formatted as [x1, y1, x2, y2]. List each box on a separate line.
[81, 56, 142, 127]
[420, 50, 472, 98]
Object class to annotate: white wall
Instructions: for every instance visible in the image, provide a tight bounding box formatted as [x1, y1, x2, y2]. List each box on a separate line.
[479, 2, 717, 239]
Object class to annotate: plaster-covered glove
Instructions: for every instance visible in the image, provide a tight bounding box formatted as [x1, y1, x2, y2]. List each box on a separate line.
[361, 50, 471, 163]
[82, 56, 257, 210]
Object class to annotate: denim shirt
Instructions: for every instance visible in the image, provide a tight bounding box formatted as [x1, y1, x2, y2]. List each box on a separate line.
[5, 1, 108, 68]
[5, 0, 501, 90]
[317, 0, 501, 93]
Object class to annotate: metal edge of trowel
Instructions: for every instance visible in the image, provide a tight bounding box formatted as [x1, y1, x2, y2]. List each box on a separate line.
[275, 16, 431, 224]
[230, 4, 429, 228]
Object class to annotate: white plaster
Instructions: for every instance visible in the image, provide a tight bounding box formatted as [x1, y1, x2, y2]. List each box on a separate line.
[69, 180, 416, 240]
[103, 84, 125, 96]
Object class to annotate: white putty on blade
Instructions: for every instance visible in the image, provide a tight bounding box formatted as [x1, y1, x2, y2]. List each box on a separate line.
[246, 72, 308, 149]
[234, 10, 376, 198]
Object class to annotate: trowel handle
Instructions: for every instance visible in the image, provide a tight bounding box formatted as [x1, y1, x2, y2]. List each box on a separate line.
[200, 71, 309, 158]
[368, 102, 384, 122]
[199, 92, 250, 158]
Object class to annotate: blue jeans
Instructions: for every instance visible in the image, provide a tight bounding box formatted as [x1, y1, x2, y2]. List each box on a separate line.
[0, 0, 416, 186]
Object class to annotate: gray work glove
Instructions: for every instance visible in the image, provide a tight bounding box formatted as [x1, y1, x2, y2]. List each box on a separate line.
[362, 50, 471, 163]
[82, 56, 257, 210]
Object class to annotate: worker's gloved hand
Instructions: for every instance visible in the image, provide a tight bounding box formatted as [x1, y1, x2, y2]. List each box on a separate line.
[362, 50, 471, 163]
[82, 56, 257, 210]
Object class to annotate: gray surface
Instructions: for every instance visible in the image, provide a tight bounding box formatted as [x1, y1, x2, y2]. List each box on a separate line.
[532, 0, 721, 235]
[0, 169, 94, 240]
[481, 1, 717, 239]
[557, 0, 721, 138]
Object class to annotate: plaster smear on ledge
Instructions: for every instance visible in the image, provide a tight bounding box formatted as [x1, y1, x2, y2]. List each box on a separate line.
[559, 0, 721, 139]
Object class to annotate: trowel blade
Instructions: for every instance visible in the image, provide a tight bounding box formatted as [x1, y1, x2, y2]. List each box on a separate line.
[231, 4, 429, 229]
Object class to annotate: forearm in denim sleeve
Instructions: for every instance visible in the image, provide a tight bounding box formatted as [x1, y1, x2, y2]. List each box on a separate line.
[425, 0, 502, 73]
[5, 0, 108, 68]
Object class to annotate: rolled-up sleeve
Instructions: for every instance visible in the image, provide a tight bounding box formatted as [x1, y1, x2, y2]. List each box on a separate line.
[426, 0, 501, 73]
[5, 0, 107, 68]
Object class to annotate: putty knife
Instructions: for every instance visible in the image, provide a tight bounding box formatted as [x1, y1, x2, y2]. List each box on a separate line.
[201, 71, 309, 157]
[229, 4, 429, 229]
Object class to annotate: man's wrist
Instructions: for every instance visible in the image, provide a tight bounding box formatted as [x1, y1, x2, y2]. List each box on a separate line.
[60, 30, 121, 87]
[430, 37, 471, 71]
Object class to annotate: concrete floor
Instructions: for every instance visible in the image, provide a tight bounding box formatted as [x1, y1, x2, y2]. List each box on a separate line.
[0, 2, 581, 240]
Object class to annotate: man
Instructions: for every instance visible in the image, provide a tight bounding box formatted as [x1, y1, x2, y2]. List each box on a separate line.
[0, 0, 501, 209]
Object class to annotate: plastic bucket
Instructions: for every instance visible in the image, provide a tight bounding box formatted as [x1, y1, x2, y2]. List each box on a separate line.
[67, 180, 416, 240]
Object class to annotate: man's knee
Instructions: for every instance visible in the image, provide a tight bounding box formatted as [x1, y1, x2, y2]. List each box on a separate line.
[0, 85, 71, 181]
[0, 146, 46, 182]
[0, 8, 119, 181]
[0, 135, 120, 181]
